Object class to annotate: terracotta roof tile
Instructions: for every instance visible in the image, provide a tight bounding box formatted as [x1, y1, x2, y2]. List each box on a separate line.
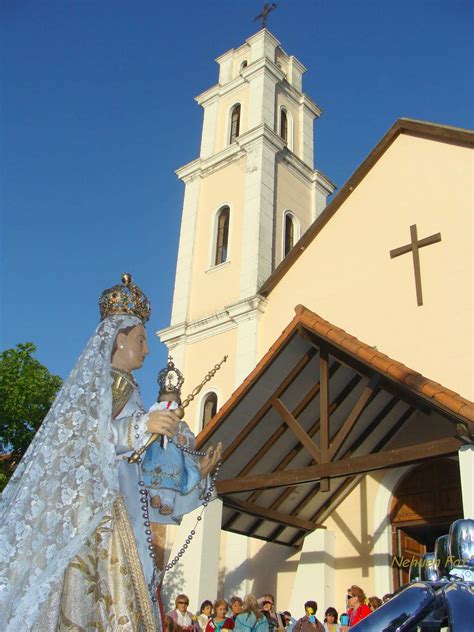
[420, 381, 445, 398]
[327, 328, 346, 344]
[312, 320, 331, 336]
[451, 401, 467, 414]
[433, 391, 464, 411]
[459, 404, 474, 423]
[403, 373, 426, 390]
[386, 363, 411, 382]
[295, 305, 474, 420]
[370, 354, 394, 373]
[197, 304, 473, 447]
[341, 338, 365, 355]
[295, 305, 473, 424]
[353, 347, 376, 364]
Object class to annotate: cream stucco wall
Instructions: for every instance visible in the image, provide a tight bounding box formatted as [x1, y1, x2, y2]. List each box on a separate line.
[275, 160, 313, 266]
[214, 89, 250, 154]
[217, 531, 300, 606]
[275, 48, 289, 79]
[259, 134, 473, 398]
[321, 415, 456, 608]
[173, 327, 238, 435]
[231, 44, 251, 78]
[276, 90, 301, 156]
[187, 157, 247, 323]
[324, 474, 380, 610]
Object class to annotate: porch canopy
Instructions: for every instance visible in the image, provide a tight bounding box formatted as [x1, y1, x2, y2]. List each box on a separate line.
[196, 305, 474, 547]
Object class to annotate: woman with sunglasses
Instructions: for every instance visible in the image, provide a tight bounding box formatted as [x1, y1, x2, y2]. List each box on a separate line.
[168, 594, 199, 632]
[341, 586, 371, 630]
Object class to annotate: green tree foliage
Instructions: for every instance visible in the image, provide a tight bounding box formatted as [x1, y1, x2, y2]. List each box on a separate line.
[0, 343, 62, 487]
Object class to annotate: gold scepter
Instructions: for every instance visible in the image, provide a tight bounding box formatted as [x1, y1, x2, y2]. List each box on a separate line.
[128, 355, 228, 464]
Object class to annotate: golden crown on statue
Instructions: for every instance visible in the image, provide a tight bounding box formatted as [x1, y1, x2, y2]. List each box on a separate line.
[99, 273, 151, 323]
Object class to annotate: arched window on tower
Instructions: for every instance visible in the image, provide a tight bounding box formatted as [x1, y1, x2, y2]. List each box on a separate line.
[280, 108, 288, 143]
[284, 212, 295, 257]
[202, 392, 218, 427]
[215, 206, 230, 265]
[229, 104, 241, 144]
[239, 60, 248, 72]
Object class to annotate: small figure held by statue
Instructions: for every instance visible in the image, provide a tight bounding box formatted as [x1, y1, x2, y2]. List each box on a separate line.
[142, 358, 204, 520]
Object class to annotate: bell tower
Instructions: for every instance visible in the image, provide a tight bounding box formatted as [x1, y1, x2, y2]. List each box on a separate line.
[159, 30, 335, 429]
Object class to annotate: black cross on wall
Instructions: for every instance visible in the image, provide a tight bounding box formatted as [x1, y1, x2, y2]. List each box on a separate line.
[390, 224, 442, 306]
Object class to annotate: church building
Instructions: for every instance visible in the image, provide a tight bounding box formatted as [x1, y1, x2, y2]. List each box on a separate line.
[158, 29, 474, 614]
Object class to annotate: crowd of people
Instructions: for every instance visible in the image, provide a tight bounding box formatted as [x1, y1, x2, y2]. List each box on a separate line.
[164, 587, 394, 632]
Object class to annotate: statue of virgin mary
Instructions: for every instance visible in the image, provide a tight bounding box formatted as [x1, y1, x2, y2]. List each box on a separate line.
[0, 274, 221, 632]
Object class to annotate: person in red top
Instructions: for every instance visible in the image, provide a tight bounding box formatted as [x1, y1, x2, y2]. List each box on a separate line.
[344, 586, 371, 628]
[206, 599, 235, 632]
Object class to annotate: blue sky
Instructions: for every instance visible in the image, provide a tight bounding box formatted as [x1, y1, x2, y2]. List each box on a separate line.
[1, 0, 472, 406]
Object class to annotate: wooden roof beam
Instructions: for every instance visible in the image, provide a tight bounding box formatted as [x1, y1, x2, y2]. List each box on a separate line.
[329, 375, 380, 461]
[242, 373, 362, 535]
[216, 436, 463, 494]
[272, 397, 321, 463]
[287, 476, 362, 548]
[237, 375, 327, 478]
[299, 328, 437, 418]
[288, 402, 420, 547]
[220, 495, 324, 532]
[222, 375, 330, 532]
[220, 349, 317, 462]
[319, 349, 330, 491]
[265, 483, 323, 542]
[289, 404, 428, 546]
[250, 363, 351, 491]
[266, 397, 402, 543]
[245, 373, 358, 493]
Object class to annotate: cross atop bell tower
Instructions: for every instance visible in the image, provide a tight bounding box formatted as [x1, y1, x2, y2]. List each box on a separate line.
[253, 2, 278, 29]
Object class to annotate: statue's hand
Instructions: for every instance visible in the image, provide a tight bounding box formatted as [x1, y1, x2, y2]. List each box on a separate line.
[147, 410, 179, 437]
[199, 442, 223, 479]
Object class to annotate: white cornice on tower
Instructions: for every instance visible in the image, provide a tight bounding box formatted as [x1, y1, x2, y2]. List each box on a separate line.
[196, 56, 318, 113]
[196, 57, 286, 107]
[301, 94, 323, 118]
[177, 123, 284, 181]
[176, 122, 335, 198]
[158, 294, 268, 348]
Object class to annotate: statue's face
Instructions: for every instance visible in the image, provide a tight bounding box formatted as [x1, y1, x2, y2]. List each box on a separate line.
[113, 324, 149, 372]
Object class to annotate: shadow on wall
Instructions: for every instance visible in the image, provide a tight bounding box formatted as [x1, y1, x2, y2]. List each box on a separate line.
[161, 468, 437, 608]
[222, 537, 299, 600]
[223, 475, 393, 603]
[331, 476, 373, 578]
[161, 564, 185, 612]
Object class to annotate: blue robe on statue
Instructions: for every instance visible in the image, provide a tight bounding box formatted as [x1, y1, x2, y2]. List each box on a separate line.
[142, 401, 203, 524]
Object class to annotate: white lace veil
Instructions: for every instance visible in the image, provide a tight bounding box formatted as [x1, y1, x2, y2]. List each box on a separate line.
[0, 314, 142, 632]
